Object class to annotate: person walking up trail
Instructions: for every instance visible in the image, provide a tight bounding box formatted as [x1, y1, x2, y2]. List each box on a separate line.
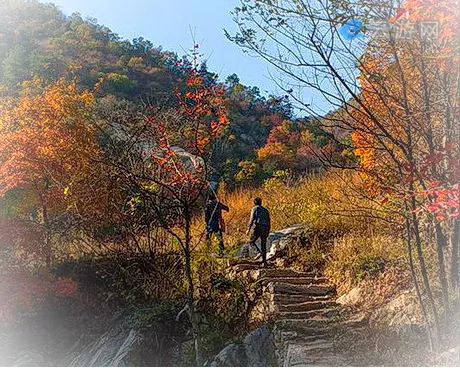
[205, 193, 229, 255]
[246, 197, 271, 267]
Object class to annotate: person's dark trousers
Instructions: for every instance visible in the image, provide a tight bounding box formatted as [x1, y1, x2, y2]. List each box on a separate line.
[249, 224, 270, 266]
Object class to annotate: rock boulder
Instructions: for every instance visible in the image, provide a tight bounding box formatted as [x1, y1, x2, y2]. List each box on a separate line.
[209, 325, 276, 367]
[336, 287, 364, 307]
[369, 291, 424, 338]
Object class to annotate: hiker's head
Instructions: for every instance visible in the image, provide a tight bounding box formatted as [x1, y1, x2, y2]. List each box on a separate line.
[208, 193, 217, 201]
[254, 197, 262, 206]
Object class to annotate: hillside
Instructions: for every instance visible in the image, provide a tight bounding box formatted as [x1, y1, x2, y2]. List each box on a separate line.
[0, 0, 459, 367]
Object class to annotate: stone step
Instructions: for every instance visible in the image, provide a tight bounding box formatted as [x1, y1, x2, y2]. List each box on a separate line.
[284, 343, 345, 367]
[274, 327, 332, 343]
[277, 300, 337, 313]
[277, 321, 331, 336]
[275, 317, 337, 330]
[256, 269, 317, 278]
[291, 340, 334, 352]
[231, 263, 261, 272]
[289, 357, 345, 367]
[273, 327, 332, 341]
[273, 294, 332, 305]
[278, 308, 340, 320]
[284, 334, 331, 345]
[268, 282, 336, 296]
[274, 325, 333, 338]
[259, 276, 328, 286]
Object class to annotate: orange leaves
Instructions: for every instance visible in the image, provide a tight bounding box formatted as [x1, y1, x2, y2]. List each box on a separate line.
[405, 0, 459, 68]
[197, 137, 210, 151]
[406, 0, 458, 34]
[351, 0, 459, 223]
[170, 69, 229, 153]
[255, 120, 307, 172]
[351, 130, 377, 173]
[210, 114, 229, 136]
[0, 78, 99, 196]
[0, 78, 109, 258]
[155, 148, 177, 166]
[257, 142, 287, 159]
[186, 75, 204, 88]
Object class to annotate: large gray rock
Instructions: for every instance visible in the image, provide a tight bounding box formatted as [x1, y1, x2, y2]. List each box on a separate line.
[243, 325, 276, 366]
[64, 326, 140, 366]
[236, 225, 305, 261]
[210, 325, 276, 367]
[369, 291, 424, 338]
[210, 344, 246, 367]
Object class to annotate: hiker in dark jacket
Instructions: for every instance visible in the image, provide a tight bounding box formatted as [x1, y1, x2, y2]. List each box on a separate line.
[246, 197, 271, 267]
[205, 194, 229, 254]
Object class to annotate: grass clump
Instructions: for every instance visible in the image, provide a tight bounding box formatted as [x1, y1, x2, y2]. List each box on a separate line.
[214, 170, 379, 252]
[325, 233, 405, 283]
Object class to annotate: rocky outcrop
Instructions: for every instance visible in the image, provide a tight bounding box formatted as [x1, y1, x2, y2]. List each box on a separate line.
[336, 287, 364, 307]
[209, 325, 276, 367]
[236, 225, 305, 261]
[243, 325, 277, 366]
[209, 344, 246, 367]
[64, 325, 140, 366]
[369, 291, 424, 338]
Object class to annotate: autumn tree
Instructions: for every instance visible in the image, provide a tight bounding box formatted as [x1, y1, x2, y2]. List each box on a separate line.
[0, 78, 104, 268]
[257, 119, 329, 174]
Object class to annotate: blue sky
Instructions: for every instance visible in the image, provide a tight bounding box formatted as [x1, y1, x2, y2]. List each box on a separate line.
[42, 0, 283, 96]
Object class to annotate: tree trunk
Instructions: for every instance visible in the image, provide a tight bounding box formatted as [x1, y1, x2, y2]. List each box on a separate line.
[406, 217, 434, 353]
[41, 200, 51, 269]
[410, 194, 440, 339]
[456, 218, 460, 366]
[450, 219, 459, 288]
[184, 209, 203, 366]
[434, 223, 450, 325]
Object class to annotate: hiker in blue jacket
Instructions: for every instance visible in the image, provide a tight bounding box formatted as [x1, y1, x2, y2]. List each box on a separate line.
[246, 197, 271, 267]
[205, 193, 229, 254]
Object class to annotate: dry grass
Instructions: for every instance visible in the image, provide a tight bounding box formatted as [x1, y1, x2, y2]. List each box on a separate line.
[192, 170, 409, 302]
[325, 232, 409, 295]
[209, 170, 382, 252]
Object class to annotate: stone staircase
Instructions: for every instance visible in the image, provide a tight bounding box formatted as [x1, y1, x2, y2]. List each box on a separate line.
[229, 225, 361, 366]
[231, 264, 348, 366]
